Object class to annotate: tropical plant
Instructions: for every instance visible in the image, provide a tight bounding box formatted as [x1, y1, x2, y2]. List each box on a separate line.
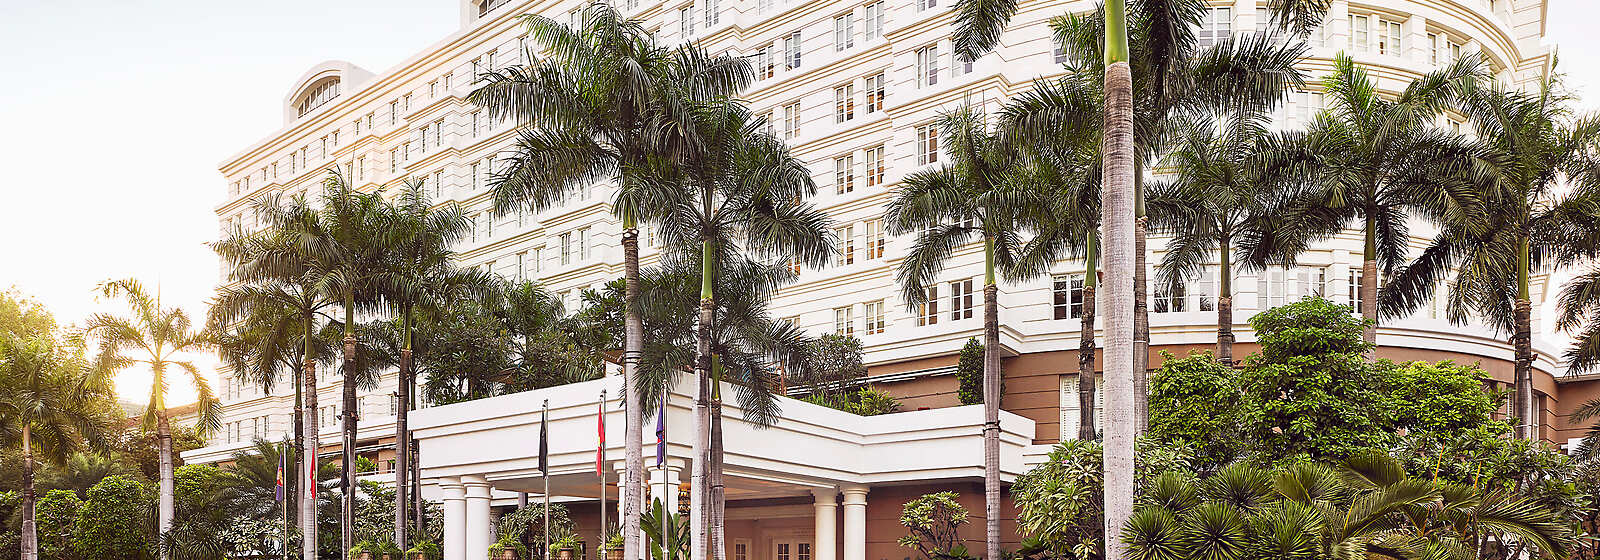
[1011, 439, 1197, 560]
[1270, 53, 1484, 347]
[789, 334, 867, 400]
[0, 331, 116, 560]
[886, 103, 1040, 560]
[81, 278, 218, 558]
[1392, 77, 1600, 441]
[73, 475, 154, 560]
[467, 6, 731, 558]
[375, 179, 482, 547]
[897, 492, 973, 560]
[955, 338, 983, 405]
[800, 387, 901, 416]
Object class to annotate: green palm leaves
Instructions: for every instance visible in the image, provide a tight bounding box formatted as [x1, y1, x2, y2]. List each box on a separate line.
[1121, 453, 1573, 560]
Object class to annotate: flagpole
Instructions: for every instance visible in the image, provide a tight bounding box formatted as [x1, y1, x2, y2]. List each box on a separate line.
[660, 388, 668, 560]
[599, 388, 608, 558]
[543, 399, 552, 560]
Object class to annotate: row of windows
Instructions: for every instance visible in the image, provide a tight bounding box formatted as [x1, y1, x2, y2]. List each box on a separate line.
[223, 415, 273, 444]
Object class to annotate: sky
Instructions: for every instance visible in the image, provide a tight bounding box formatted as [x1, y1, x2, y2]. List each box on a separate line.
[0, 0, 1598, 407]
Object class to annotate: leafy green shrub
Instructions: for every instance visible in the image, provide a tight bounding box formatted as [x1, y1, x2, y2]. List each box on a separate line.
[36, 488, 81, 559]
[406, 540, 442, 559]
[1011, 438, 1196, 559]
[489, 533, 530, 558]
[897, 492, 973, 560]
[497, 502, 574, 551]
[74, 475, 153, 560]
[801, 386, 902, 415]
[957, 338, 984, 405]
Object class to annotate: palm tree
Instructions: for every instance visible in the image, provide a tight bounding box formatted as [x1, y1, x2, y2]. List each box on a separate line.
[0, 333, 116, 560]
[1271, 54, 1483, 347]
[885, 103, 1035, 560]
[211, 189, 349, 560]
[375, 180, 480, 546]
[1147, 110, 1311, 364]
[1388, 79, 1600, 440]
[466, 8, 748, 558]
[82, 278, 221, 557]
[647, 94, 831, 560]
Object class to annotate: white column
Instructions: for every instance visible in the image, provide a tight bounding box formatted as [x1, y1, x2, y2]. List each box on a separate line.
[464, 475, 493, 560]
[812, 488, 839, 560]
[442, 478, 467, 560]
[841, 487, 868, 560]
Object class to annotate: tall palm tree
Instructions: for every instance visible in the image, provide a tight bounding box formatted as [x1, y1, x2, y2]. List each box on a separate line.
[0, 333, 116, 560]
[83, 278, 221, 557]
[1272, 54, 1484, 346]
[1147, 110, 1309, 364]
[648, 95, 831, 560]
[1388, 79, 1600, 440]
[375, 180, 480, 547]
[1097, 0, 1138, 557]
[885, 103, 1035, 560]
[211, 189, 352, 560]
[467, 9, 749, 558]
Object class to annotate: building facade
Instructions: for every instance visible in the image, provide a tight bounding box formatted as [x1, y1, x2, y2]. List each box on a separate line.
[189, 0, 1582, 557]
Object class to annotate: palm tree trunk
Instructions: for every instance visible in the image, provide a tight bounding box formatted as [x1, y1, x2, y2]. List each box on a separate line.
[158, 408, 175, 559]
[20, 425, 35, 560]
[1515, 236, 1535, 440]
[1100, 4, 1137, 557]
[292, 367, 304, 534]
[981, 238, 1002, 560]
[1361, 215, 1379, 347]
[623, 224, 645, 560]
[341, 326, 358, 560]
[395, 309, 413, 548]
[692, 238, 714, 560]
[1078, 236, 1098, 441]
[1217, 241, 1234, 364]
[708, 389, 726, 560]
[1132, 173, 1149, 434]
[302, 312, 320, 560]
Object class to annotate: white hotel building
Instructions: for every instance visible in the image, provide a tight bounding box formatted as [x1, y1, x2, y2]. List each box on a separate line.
[189, 1, 1577, 559]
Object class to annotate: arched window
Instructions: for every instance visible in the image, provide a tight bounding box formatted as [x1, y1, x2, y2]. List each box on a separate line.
[296, 78, 340, 117]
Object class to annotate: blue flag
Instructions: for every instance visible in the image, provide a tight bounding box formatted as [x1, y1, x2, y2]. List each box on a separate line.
[655, 392, 666, 467]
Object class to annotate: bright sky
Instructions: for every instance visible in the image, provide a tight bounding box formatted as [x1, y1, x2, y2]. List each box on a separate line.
[0, 0, 1598, 407]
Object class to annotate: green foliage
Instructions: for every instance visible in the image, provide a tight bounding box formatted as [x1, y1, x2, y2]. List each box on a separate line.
[74, 475, 153, 560]
[1011, 439, 1196, 560]
[1147, 298, 1511, 469]
[957, 338, 984, 405]
[489, 533, 531, 558]
[406, 540, 442, 559]
[642, 499, 689, 560]
[795, 334, 869, 399]
[36, 488, 81, 558]
[113, 425, 207, 482]
[0, 289, 54, 340]
[897, 492, 974, 560]
[801, 386, 902, 416]
[551, 532, 581, 551]
[497, 501, 575, 549]
[353, 538, 404, 558]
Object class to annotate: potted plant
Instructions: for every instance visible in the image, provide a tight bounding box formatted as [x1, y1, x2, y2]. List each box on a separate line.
[552, 533, 582, 560]
[603, 530, 625, 560]
[350, 540, 374, 560]
[406, 540, 442, 560]
[489, 534, 529, 560]
[372, 539, 405, 560]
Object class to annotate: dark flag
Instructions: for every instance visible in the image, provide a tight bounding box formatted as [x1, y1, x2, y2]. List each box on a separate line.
[539, 404, 549, 475]
[655, 392, 666, 466]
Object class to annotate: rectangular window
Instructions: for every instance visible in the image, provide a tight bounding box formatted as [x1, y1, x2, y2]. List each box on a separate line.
[916, 124, 939, 165]
[1378, 19, 1402, 55]
[784, 32, 803, 69]
[353, 118, 362, 136]
[561, 232, 574, 265]
[834, 12, 855, 51]
[389, 101, 399, 125]
[863, 300, 886, 334]
[679, 6, 695, 37]
[759, 0, 772, 14]
[403, 93, 412, 111]
[1154, 279, 1186, 312]
[433, 119, 444, 147]
[1348, 269, 1364, 312]
[916, 44, 939, 87]
[834, 155, 855, 194]
[834, 306, 855, 336]
[1256, 7, 1272, 33]
[516, 252, 527, 280]
[705, 0, 719, 26]
[356, 156, 366, 182]
[1060, 375, 1104, 438]
[578, 227, 590, 260]
[917, 286, 939, 326]
[390, 148, 400, 173]
[1259, 267, 1314, 309]
[429, 80, 438, 98]
[1199, 7, 1231, 47]
[863, 218, 884, 259]
[1429, 32, 1440, 64]
[530, 247, 544, 274]
[835, 84, 855, 122]
[784, 103, 801, 139]
[1348, 14, 1370, 52]
[757, 45, 776, 79]
[949, 278, 974, 321]
[834, 224, 856, 265]
[432, 169, 443, 197]
[864, 145, 885, 187]
[917, 0, 936, 12]
[1293, 90, 1324, 123]
[864, 1, 885, 39]
[1053, 274, 1085, 319]
[864, 73, 885, 113]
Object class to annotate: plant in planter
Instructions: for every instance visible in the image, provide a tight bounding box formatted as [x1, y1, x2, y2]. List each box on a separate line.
[489, 534, 531, 560]
[603, 530, 625, 560]
[551, 533, 582, 560]
[371, 539, 405, 560]
[351, 540, 375, 560]
[406, 540, 442, 560]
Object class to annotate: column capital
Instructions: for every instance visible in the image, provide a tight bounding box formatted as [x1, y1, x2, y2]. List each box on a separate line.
[840, 486, 869, 504]
[440, 477, 466, 498]
[811, 487, 839, 504]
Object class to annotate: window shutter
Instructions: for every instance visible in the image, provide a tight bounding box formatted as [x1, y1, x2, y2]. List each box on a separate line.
[1060, 376, 1079, 439]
